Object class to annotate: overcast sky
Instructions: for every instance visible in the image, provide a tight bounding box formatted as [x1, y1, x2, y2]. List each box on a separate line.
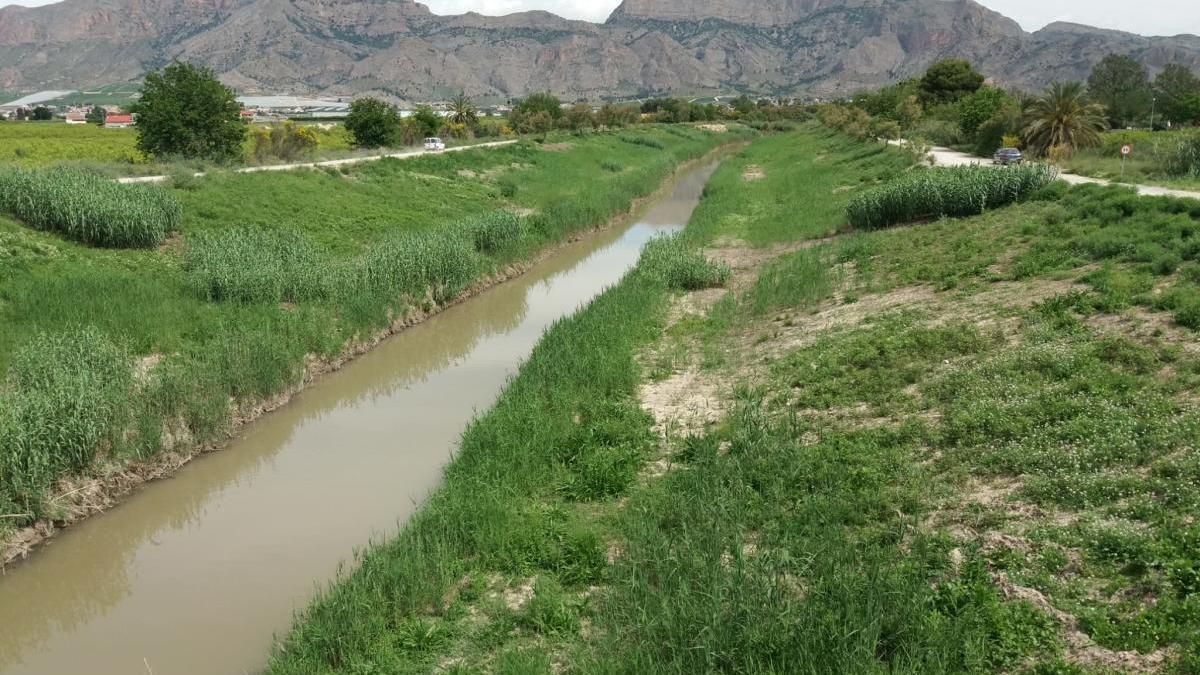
[1, 0, 1198, 37]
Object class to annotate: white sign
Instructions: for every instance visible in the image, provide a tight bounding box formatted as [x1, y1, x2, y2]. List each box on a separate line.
[1121, 144, 1132, 156]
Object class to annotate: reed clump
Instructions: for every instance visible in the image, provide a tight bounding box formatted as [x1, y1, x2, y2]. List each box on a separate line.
[0, 168, 180, 247]
[185, 225, 481, 306]
[640, 234, 730, 290]
[846, 164, 1058, 230]
[0, 327, 132, 518]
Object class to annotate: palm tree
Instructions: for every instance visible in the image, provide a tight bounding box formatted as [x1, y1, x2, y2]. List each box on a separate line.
[1022, 82, 1108, 157]
[449, 93, 478, 129]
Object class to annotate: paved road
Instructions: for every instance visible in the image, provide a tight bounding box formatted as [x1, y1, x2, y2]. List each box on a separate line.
[116, 139, 520, 184]
[926, 145, 1200, 201]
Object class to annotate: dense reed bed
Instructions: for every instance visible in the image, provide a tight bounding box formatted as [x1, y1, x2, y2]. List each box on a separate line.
[846, 163, 1058, 230]
[0, 168, 180, 247]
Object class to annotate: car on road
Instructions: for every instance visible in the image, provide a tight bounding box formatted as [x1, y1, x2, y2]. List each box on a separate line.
[993, 147, 1022, 165]
[424, 137, 446, 152]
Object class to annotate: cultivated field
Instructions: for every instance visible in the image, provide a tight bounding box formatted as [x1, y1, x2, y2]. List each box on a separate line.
[0, 120, 355, 171]
[0, 125, 748, 553]
[269, 126, 1200, 673]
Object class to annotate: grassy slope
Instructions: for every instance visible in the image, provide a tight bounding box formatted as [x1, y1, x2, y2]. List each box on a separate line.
[271, 125, 1200, 673]
[0, 124, 743, 539]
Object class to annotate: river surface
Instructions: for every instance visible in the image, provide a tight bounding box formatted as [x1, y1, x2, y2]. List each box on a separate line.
[0, 161, 719, 675]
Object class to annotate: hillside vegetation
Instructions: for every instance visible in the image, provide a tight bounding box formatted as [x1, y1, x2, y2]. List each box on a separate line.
[270, 126, 1200, 673]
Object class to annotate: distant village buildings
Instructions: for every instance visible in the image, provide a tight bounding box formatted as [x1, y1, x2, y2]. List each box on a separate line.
[103, 113, 133, 128]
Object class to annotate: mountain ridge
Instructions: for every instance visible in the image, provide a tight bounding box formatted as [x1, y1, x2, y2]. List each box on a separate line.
[1, 0, 1197, 101]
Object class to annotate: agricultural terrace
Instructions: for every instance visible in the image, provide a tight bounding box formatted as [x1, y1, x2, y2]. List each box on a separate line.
[0, 124, 749, 548]
[270, 126, 1200, 673]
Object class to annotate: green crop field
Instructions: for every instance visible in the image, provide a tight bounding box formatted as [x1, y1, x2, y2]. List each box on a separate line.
[0, 122, 144, 166]
[0, 124, 749, 540]
[268, 125, 1200, 674]
[0, 120, 355, 170]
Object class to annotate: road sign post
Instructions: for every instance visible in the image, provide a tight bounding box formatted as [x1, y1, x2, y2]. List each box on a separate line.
[1121, 144, 1132, 179]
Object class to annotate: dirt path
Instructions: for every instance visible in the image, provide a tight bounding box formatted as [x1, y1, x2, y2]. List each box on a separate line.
[926, 145, 1200, 201]
[116, 139, 519, 184]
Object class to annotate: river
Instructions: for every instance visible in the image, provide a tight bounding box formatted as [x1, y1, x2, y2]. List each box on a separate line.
[0, 160, 720, 675]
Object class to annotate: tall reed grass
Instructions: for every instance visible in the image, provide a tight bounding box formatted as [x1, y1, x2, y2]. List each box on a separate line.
[640, 234, 730, 290]
[846, 164, 1058, 230]
[0, 327, 132, 517]
[186, 225, 481, 307]
[0, 168, 180, 247]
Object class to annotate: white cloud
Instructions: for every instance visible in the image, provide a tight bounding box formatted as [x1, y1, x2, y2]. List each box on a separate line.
[1, 0, 1197, 36]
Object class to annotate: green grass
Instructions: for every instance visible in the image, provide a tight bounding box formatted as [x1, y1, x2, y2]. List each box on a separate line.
[0, 125, 747, 537]
[268, 124, 1200, 673]
[685, 126, 911, 245]
[1061, 129, 1200, 191]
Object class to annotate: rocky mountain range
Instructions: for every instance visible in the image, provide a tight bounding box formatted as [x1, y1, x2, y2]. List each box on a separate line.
[1, 0, 1198, 102]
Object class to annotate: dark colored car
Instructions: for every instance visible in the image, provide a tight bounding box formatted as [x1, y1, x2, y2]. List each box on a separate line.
[993, 148, 1023, 165]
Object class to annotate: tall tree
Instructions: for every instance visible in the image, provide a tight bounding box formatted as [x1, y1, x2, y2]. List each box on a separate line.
[957, 86, 1012, 139]
[86, 105, 107, 125]
[344, 97, 400, 148]
[509, 92, 563, 134]
[449, 93, 478, 130]
[1086, 53, 1152, 128]
[130, 61, 245, 161]
[1154, 64, 1200, 126]
[919, 59, 985, 105]
[411, 105, 442, 138]
[1022, 82, 1108, 156]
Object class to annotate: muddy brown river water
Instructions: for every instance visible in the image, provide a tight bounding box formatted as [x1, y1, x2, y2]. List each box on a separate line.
[0, 161, 720, 675]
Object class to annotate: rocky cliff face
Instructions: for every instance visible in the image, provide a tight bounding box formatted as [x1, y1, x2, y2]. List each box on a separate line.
[0, 0, 1197, 101]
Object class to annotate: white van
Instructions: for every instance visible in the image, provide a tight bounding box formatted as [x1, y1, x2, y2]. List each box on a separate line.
[424, 137, 446, 152]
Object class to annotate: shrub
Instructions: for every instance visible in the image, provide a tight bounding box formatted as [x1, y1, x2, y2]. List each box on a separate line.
[640, 235, 730, 290]
[910, 119, 964, 147]
[846, 164, 1059, 230]
[463, 211, 523, 254]
[252, 122, 320, 162]
[0, 167, 181, 247]
[0, 327, 132, 516]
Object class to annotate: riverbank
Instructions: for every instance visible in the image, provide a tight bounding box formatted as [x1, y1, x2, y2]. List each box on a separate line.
[0, 125, 752, 567]
[271, 125, 1200, 673]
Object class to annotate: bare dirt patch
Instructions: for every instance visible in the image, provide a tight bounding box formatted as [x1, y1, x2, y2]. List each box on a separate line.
[741, 165, 765, 181]
[993, 573, 1172, 673]
[541, 142, 573, 152]
[1086, 306, 1200, 355]
[697, 124, 728, 133]
[639, 368, 726, 438]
